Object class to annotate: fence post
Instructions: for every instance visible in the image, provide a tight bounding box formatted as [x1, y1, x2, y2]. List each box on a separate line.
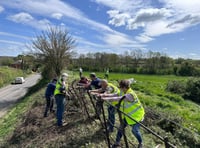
[101, 100, 111, 148]
[117, 96, 129, 148]
[164, 136, 170, 148]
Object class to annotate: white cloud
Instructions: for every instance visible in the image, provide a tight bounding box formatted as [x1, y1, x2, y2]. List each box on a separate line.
[0, 0, 135, 44]
[0, 39, 24, 46]
[127, 8, 171, 30]
[161, 0, 200, 14]
[0, 5, 4, 13]
[8, 12, 34, 23]
[93, 0, 147, 12]
[8, 12, 52, 30]
[0, 32, 31, 40]
[102, 32, 143, 49]
[107, 10, 130, 27]
[0, 44, 26, 56]
[94, 0, 200, 44]
[135, 34, 154, 43]
[52, 13, 63, 20]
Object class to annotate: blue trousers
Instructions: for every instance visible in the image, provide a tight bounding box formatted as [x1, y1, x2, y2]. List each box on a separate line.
[107, 105, 115, 131]
[55, 94, 65, 126]
[116, 119, 142, 144]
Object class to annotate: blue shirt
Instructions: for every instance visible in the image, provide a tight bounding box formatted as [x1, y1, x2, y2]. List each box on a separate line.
[45, 82, 56, 97]
[91, 78, 101, 89]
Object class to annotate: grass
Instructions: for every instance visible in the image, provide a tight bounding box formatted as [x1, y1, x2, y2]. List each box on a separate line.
[0, 66, 26, 88]
[0, 71, 200, 147]
[0, 78, 47, 142]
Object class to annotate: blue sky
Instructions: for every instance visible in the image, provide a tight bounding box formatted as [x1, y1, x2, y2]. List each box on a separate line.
[0, 0, 200, 59]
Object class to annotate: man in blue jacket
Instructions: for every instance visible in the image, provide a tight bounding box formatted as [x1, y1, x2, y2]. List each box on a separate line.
[44, 78, 57, 117]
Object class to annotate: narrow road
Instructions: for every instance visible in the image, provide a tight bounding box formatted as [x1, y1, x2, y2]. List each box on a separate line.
[0, 73, 41, 118]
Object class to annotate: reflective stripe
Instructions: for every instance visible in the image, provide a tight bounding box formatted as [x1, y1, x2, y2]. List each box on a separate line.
[127, 105, 142, 116]
[123, 99, 138, 108]
[108, 83, 120, 96]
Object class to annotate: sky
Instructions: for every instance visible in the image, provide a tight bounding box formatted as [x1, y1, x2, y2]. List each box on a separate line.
[0, 0, 200, 59]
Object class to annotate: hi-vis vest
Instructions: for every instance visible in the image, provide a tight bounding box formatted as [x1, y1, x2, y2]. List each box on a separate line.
[120, 88, 144, 125]
[107, 83, 121, 106]
[54, 79, 67, 96]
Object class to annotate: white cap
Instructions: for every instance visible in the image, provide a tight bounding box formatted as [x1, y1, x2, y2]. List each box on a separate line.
[128, 78, 136, 84]
[61, 73, 68, 77]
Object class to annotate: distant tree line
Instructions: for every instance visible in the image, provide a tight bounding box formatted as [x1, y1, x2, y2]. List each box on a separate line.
[69, 50, 200, 76]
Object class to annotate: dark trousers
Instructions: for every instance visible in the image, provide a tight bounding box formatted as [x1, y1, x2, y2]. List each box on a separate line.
[107, 105, 115, 131]
[44, 96, 54, 117]
[55, 94, 65, 126]
[95, 97, 103, 117]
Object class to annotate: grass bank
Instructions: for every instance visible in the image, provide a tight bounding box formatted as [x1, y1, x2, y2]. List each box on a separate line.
[0, 66, 26, 88]
[0, 78, 48, 142]
[0, 72, 199, 147]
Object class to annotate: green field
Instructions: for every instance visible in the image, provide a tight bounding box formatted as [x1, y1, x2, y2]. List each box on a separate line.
[81, 72, 200, 146]
[0, 71, 199, 147]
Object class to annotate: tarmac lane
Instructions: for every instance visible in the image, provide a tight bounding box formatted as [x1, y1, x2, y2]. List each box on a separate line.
[0, 73, 41, 118]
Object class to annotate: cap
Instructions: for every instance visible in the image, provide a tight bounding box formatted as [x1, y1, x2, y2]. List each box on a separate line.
[61, 73, 68, 77]
[89, 73, 96, 78]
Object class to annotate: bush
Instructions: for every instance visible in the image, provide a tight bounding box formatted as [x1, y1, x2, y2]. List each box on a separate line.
[166, 80, 186, 94]
[177, 62, 195, 76]
[0, 66, 25, 87]
[183, 78, 200, 103]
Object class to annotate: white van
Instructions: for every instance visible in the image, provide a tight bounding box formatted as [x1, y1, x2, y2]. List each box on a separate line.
[14, 77, 25, 84]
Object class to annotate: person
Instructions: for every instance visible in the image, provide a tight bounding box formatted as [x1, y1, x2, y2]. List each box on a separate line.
[101, 79, 145, 148]
[85, 73, 102, 117]
[44, 78, 57, 117]
[104, 68, 109, 79]
[78, 76, 89, 85]
[84, 73, 101, 90]
[95, 79, 121, 132]
[54, 73, 69, 126]
[79, 67, 83, 78]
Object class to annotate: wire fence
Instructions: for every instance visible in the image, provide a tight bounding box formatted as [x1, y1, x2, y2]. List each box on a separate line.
[66, 80, 177, 148]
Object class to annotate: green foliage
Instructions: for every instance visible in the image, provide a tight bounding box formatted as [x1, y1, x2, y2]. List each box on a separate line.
[0, 66, 25, 88]
[166, 80, 186, 94]
[167, 78, 200, 104]
[183, 77, 200, 103]
[1, 72, 200, 147]
[0, 78, 47, 141]
[177, 62, 196, 76]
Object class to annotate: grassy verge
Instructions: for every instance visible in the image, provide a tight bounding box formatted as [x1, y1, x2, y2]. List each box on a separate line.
[0, 78, 47, 142]
[0, 66, 26, 88]
[0, 72, 199, 147]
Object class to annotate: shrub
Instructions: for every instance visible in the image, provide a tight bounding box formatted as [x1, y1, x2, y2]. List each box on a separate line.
[166, 80, 186, 94]
[183, 78, 200, 103]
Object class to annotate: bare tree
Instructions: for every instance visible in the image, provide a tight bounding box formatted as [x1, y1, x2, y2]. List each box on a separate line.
[31, 27, 76, 79]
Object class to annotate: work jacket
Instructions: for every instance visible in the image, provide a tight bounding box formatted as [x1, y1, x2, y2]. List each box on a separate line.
[120, 88, 145, 125]
[107, 83, 121, 106]
[54, 79, 67, 96]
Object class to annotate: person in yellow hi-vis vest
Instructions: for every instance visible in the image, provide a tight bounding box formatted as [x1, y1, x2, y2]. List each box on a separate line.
[98, 80, 121, 132]
[92, 79, 121, 132]
[54, 73, 68, 126]
[101, 79, 145, 148]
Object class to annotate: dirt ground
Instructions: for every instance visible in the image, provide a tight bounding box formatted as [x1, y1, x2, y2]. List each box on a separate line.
[1, 99, 109, 148]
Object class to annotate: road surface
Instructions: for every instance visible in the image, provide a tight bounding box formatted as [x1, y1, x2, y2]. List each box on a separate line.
[0, 73, 41, 118]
